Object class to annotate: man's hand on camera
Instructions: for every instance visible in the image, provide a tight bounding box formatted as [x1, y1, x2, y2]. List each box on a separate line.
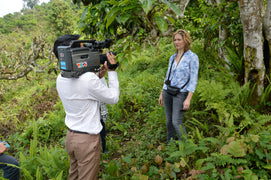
[99, 62, 108, 78]
[106, 52, 119, 71]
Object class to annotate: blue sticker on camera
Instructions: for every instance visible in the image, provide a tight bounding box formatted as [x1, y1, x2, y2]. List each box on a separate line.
[60, 61, 67, 70]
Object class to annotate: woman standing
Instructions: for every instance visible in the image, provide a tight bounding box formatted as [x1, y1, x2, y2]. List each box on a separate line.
[159, 29, 199, 143]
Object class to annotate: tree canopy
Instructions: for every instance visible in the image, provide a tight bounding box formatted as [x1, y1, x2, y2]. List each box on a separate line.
[23, 0, 40, 9]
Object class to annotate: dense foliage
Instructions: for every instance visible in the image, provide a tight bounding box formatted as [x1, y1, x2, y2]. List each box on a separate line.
[0, 0, 270, 179]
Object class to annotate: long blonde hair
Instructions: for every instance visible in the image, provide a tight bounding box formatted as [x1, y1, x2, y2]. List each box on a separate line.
[172, 29, 191, 52]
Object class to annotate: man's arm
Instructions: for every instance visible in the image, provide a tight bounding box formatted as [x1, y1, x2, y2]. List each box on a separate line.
[88, 52, 120, 104]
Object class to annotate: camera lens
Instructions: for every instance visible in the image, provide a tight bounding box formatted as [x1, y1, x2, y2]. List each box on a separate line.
[100, 54, 108, 64]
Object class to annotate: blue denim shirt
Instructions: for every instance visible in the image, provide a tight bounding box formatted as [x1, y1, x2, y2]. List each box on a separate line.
[163, 50, 199, 93]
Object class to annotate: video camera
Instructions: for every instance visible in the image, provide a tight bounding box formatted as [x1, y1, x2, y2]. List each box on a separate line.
[57, 39, 115, 78]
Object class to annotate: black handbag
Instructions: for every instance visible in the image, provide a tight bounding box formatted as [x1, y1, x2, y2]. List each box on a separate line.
[165, 54, 189, 96]
[166, 85, 180, 96]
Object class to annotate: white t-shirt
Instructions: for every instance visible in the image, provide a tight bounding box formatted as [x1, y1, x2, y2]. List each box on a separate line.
[56, 71, 119, 134]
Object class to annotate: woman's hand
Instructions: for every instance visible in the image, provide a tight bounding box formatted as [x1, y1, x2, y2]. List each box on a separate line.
[183, 92, 193, 110]
[183, 99, 190, 110]
[159, 91, 164, 106]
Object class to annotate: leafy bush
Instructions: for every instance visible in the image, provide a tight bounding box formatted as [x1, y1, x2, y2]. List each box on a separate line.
[196, 131, 271, 179]
[19, 121, 69, 180]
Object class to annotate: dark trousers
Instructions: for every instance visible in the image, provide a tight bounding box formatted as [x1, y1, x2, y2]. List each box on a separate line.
[100, 120, 106, 153]
[163, 90, 188, 143]
[0, 154, 20, 180]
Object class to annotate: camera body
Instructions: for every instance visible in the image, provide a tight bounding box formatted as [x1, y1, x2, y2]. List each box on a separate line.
[57, 39, 113, 78]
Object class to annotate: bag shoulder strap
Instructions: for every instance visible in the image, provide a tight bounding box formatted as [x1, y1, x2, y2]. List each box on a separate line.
[166, 53, 185, 83]
[166, 58, 174, 83]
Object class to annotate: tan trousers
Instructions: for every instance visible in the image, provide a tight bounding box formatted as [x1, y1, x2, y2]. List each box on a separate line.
[65, 130, 101, 180]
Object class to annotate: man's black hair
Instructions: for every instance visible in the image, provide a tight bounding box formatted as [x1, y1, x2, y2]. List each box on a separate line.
[53, 34, 80, 60]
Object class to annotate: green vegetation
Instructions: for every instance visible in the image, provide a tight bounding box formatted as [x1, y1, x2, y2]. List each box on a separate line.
[0, 0, 270, 179]
[0, 39, 270, 179]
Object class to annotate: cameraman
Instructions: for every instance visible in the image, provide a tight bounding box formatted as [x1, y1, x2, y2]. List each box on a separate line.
[54, 35, 120, 180]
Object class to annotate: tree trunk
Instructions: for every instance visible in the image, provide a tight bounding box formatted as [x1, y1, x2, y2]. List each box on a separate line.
[218, 25, 232, 69]
[263, 0, 271, 73]
[238, 0, 265, 100]
[215, 0, 231, 68]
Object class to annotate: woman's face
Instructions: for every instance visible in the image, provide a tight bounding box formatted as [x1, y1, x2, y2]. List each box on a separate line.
[174, 34, 185, 51]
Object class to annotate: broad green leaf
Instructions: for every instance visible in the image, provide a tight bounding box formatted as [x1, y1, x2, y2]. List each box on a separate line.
[255, 148, 265, 159]
[263, 164, 271, 169]
[165, 14, 175, 24]
[109, 27, 115, 35]
[119, 0, 131, 6]
[81, 7, 89, 19]
[107, 0, 119, 6]
[251, 175, 259, 180]
[122, 4, 140, 11]
[154, 16, 168, 33]
[55, 171, 63, 180]
[162, 0, 181, 16]
[170, 171, 177, 179]
[195, 159, 205, 169]
[115, 37, 126, 47]
[105, 7, 121, 28]
[170, 150, 185, 158]
[139, 0, 154, 14]
[116, 14, 130, 24]
[122, 156, 132, 164]
[149, 166, 159, 176]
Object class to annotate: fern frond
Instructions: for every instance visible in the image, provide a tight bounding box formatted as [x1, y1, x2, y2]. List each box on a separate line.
[170, 140, 199, 159]
[238, 82, 255, 107]
[185, 117, 210, 136]
[30, 120, 38, 159]
[238, 111, 254, 133]
[215, 125, 237, 137]
[36, 167, 43, 180]
[248, 114, 271, 134]
[259, 83, 271, 106]
[201, 137, 221, 146]
[205, 153, 247, 167]
[197, 80, 232, 104]
[225, 46, 243, 75]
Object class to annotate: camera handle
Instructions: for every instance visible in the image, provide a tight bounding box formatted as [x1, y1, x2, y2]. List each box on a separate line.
[70, 40, 96, 48]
